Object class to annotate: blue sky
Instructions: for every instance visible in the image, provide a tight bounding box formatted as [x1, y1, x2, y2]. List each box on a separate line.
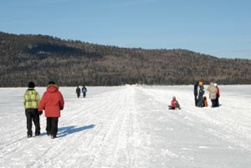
[1, 0, 250, 59]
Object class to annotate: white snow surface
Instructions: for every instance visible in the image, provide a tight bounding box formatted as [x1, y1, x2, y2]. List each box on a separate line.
[1, 85, 251, 168]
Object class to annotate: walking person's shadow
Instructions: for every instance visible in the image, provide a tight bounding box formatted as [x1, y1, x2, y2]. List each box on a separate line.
[56, 124, 95, 138]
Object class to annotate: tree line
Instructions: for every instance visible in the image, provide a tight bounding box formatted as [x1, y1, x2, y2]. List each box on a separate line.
[0, 31, 251, 87]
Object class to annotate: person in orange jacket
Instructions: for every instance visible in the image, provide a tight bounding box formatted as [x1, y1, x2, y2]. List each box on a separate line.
[169, 96, 181, 110]
[38, 81, 64, 139]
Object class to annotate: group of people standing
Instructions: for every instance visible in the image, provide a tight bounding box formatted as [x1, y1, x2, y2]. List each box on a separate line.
[23, 81, 64, 139]
[76, 85, 87, 98]
[169, 81, 220, 110]
[194, 81, 220, 108]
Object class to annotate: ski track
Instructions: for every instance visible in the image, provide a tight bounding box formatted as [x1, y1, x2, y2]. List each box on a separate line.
[0, 85, 251, 168]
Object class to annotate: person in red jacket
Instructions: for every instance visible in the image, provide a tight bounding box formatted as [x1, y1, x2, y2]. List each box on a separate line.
[169, 96, 181, 110]
[214, 83, 220, 107]
[38, 81, 64, 139]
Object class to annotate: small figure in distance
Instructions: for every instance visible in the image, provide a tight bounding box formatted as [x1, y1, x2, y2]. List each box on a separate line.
[214, 83, 220, 107]
[76, 86, 81, 98]
[203, 96, 208, 107]
[82, 85, 87, 98]
[207, 82, 217, 108]
[194, 82, 199, 106]
[169, 96, 181, 110]
[197, 81, 205, 107]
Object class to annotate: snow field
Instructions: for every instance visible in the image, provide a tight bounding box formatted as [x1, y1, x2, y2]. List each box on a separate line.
[0, 85, 251, 168]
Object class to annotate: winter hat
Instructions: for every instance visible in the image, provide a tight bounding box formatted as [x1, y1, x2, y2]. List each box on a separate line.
[48, 81, 55, 85]
[28, 81, 35, 88]
[172, 96, 176, 100]
[214, 83, 217, 86]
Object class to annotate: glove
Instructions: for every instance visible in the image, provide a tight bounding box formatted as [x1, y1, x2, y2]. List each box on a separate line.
[38, 111, 43, 116]
[60, 107, 64, 110]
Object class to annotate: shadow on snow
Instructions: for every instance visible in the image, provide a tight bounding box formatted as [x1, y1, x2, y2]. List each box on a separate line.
[45, 124, 95, 138]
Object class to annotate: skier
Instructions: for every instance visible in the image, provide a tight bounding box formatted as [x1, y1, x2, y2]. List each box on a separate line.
[76, 86, 81, 98]
[38, 81, 64, 139]
[23, 81, 41, 138]
[82, 85, 87, 98]
[169, 96, 181, 110]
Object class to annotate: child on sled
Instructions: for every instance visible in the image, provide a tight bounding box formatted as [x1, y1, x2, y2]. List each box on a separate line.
[169, 96, 181, 110]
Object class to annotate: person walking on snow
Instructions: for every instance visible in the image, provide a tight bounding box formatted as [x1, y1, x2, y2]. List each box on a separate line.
[38, 81, 64, 139]
[76, 86, 81, 98]
[207, 82, 217, 107]
[169, 96, 181, 110]
[82, 85, 87, 98]
[23, 81, 41, 138]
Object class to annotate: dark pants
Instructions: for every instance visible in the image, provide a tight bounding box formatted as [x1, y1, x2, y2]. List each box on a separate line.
[215, 95, 220, 107]
[46, 117, 59, 136]
[194, 95, 198, 106]
[83, 92, 86, 97]
[77, 92, 80, 98]
[169, 106, 180, 110]
[168, 106, 176, 110]
[25, 109, 40, 136]
[211, 99, 217, 107]
[197, 95, 204, 107]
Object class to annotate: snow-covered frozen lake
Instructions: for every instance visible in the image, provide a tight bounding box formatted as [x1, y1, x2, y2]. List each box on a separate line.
[1, 85, 251, 168]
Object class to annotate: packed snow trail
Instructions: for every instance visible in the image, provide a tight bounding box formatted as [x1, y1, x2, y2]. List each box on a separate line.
[0, 85, 251, 168]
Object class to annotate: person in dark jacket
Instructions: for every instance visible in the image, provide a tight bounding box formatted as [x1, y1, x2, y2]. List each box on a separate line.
[82, 85, 87, 98]
[38, 81, 64, 139]
[194, 82, 199, 106]
[197, 82, 205, 107]
[23, 81, 41, 138]
[76, 86, 81, 98]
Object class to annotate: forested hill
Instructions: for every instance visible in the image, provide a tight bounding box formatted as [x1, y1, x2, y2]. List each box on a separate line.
[0, 31, 251, 87]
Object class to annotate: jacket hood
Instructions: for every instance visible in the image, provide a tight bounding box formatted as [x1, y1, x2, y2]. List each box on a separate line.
[47, 85, 59, 93]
